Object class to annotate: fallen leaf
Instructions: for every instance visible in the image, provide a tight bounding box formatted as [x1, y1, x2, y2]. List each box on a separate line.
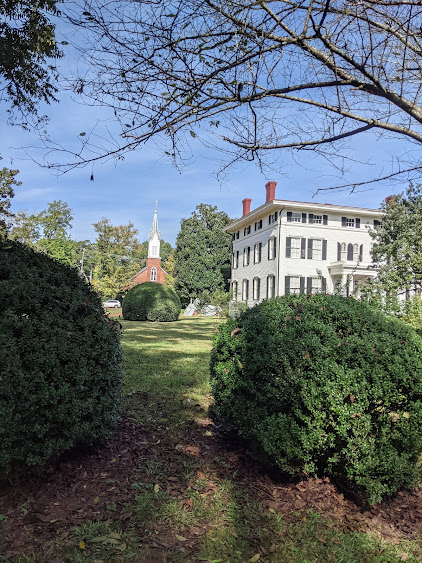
[79, 541, 86, 550]
[94, 496, 100, 504]
[250, 554, 260, 562]
[269, 544, 276, 552]
[154, 483, 160, 493]
[399, 554, 409, 561]
[197, 471, 206, 480]
[176, 534, 188, 542]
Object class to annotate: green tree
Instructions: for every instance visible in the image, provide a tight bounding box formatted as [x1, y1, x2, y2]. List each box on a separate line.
[163, 248, 176, 290]
[0, 163, 21, 236]
[92, 218, 143, 299]
[9, 199, 84, 267]
[174, 204, 232, 302]
[1, 0, 62, 119]
[370, 184, 422, 294]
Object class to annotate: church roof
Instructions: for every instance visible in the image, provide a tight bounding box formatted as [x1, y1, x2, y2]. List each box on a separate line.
[148, 200, 161, 241]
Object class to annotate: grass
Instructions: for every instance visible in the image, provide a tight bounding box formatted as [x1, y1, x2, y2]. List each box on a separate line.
[3, 316, 422, 562]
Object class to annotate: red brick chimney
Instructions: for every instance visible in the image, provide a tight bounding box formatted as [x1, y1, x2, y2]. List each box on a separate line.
[385, 195, 396, 206]
[242, 198, 252, 216]
[265, 181, 277, 203]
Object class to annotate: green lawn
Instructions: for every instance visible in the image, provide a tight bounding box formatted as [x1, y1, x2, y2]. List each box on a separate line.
[3, 317, 422, 562]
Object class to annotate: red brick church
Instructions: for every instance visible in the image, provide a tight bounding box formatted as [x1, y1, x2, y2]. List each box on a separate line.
[131, 202, 168, 285]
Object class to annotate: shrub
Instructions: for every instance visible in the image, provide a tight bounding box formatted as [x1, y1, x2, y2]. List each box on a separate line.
[122, 282, 181, 322]
[210, 294, 422, 505]
[0, 241, 123, 475]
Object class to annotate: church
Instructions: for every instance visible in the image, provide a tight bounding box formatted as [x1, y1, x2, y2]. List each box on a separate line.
[131, 202, 168, 285]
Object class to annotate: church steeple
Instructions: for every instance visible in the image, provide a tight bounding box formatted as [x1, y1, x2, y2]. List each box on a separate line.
[148, 200, 161, 259]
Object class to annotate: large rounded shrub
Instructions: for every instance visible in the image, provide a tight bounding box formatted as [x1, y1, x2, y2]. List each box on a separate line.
[123, 282, 181, 322]
[210, 294, 422, 504]
[0, 241, 123, 475]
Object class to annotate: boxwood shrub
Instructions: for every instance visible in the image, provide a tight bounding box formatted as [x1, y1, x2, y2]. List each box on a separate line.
[0, 241, 123, 475]
[123, 282, 181, 322]
[210, 294, 422, 505]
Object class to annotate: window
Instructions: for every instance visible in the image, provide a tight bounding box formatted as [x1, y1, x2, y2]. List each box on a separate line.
[268, 237, 277, 260]
[253, 277, 260, 300]
[254, 219, 262, 231]
[290, 237, 301, 258]
[269, 211, 278, 225]
[236, 230, 240, 239]
[243, 226, 251, 236]
[267, 275, 275, 298]
[233, 251, 239, 269]
[289, 276, 301, 294]
[310, 277, 322, 293]
[313, 215, 322, 224]
[342, 216, 361, 228]
[312, 239, 322, 260]
[254, 242, 262, 263]
[232, 281, 238, 301]
[243, 246, 250, 266]
[152, 245, 158, 256]
[291, 212, 301, 222]
[341, 242, 346, 261]
[150, 267, 157, 281]
[242, 279, 249, 301]
[353, 243, 360, 261]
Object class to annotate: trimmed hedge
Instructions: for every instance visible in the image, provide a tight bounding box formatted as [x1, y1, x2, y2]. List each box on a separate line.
[210, 294, 422, 505]
[0, 241, 123, 475]
[122, 282, 181, 322]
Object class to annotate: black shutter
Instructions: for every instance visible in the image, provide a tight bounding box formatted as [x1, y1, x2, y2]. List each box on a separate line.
[287, 212, 292, 222]
[274, 211, 278, 221]
[268, 215, 272, 225]
[322, 240, 327, 260]
[308, 213, 314, 224]
[337, 242, 341, 261]
[246, 280, 249, 300]
[302, 213, 307, 223]
[300, 277, 305, 294]
[359, 244, 363, 261]
[356, 218, 360, 228]
[374, 220, 380, 227]
[307, 277, 313, 294]
[323, 215, 328, 225]
[322, 277, 327, 293]
[286, 237, 291, 258]
[347, 243, 353, 261]
[307, 238, 313, 259]
[301, 238, 306, 259]
[257, 278, 261, 300]
[274, 237, 277, 258]
[285, 276, 290, 295]
[342, 216, 347, 227]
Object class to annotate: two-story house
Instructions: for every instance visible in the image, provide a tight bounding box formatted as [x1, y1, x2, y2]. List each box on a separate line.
[225, 181, 383, 304]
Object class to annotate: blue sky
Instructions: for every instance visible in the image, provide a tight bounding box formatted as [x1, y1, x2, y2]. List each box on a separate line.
[1, 36, 400, 247]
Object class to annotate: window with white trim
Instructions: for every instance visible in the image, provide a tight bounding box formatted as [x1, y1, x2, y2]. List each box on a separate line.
[254, 242, 262, 263]
[340, 242, 347, 261]
[150, 267, 157, 281]
[312, 239, 322, 260]
[313, 215, 322, 224]
[233, 251, 239, 269]
[242, 279, 249, 301]
[268, 237, 277, 260]
[253, 277, 260, 300]
[346, 218, 355, 227]
[290, 237, 301, 258]
[232, 281, 238, 301]
[243, 226, 251, 236]
[267, 275, 275, 298]
[311, 277, 322, 293]
[353, 243, 360, 261]
[291, 212, 301, 222]
[243, 246, 250, 266]
[290, 276, 301, 294]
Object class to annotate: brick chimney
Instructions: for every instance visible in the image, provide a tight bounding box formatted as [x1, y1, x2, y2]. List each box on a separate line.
[385, 195, 396, 206]
[265, 181, 277, 203]
[242, 198, 252, 216]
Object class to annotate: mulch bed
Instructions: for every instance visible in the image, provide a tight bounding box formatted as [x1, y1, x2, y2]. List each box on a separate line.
[1, 415, 421, 560]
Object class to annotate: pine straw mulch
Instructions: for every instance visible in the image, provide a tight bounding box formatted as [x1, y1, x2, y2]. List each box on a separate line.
[1, 413, 421, 561]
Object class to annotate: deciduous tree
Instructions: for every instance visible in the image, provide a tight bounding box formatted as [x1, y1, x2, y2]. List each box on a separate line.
[0, 164, 20, 236]
[62, 1, 422, 190]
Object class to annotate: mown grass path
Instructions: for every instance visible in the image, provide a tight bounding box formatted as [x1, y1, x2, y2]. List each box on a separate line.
[1, 317, 421, 562]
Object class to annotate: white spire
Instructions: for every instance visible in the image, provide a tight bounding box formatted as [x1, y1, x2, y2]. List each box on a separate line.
[148, 200, 161, 258]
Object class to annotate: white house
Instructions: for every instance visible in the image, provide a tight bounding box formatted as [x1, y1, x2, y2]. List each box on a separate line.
[225, 181, 384, 304]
